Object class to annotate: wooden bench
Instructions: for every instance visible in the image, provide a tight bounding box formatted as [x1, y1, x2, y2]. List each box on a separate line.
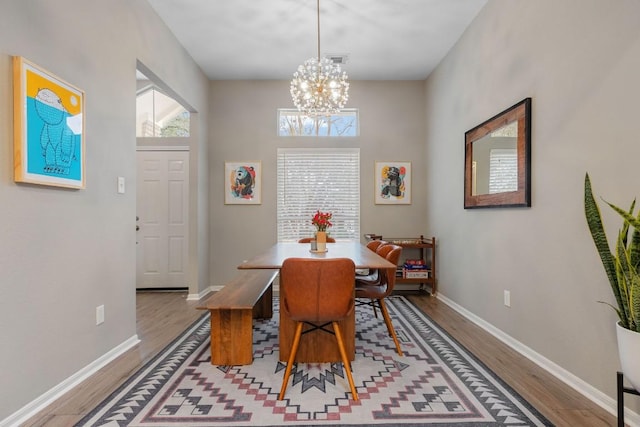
[197, 270, 278, 365]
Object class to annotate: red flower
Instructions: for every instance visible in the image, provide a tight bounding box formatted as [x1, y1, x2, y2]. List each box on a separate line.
[311, 210, 333, 232]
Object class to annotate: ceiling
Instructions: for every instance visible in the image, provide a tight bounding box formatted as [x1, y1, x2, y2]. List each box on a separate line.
[147, 0, 487, 81]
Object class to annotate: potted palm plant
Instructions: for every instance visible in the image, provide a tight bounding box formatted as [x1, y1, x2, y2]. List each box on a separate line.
[584, 173, 640, 390]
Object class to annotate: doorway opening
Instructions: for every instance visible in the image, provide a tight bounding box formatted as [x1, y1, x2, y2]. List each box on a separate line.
[135, 62, 195, 292]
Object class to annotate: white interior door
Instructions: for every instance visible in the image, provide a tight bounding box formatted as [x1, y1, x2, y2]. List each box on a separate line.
[136, 150, 189, 289]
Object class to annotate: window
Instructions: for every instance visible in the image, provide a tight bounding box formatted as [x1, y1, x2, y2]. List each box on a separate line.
[489, 148, 517, 194]
[277, 148, 360, 242]
[278, 109, 358, 137]
[136, 86, 190, 137]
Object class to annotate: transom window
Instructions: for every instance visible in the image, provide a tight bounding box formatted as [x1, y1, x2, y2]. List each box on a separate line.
[136, 86, 190, 137]
[277, 148, 360, 242]
[278, 109, 358, 137]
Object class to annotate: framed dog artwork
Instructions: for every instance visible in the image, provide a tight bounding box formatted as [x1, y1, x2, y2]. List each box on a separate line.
[374, 161, 411, 205]
[224, 161, 262, 205]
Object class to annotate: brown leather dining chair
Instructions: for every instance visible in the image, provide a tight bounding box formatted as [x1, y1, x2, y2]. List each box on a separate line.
[298, 236, 336, 243]
[278, 257, 358, 401]
[366, 239, 387, 252]
[355, 244, 403, 356]
[357, 240, 389, 281]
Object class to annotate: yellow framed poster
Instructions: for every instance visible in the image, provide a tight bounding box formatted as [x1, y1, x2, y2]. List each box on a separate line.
[13, 56, 85, 189]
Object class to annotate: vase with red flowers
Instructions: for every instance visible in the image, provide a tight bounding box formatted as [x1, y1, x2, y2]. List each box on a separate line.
[311, 210, 332, 252]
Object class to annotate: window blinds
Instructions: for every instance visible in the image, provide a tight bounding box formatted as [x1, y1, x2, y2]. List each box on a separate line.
[277, 148, 360, 242]
[489, 148, 517, 194]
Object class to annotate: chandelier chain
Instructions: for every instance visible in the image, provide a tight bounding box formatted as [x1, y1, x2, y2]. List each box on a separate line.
[290, 0, 350, 116]
[316, 0, 321, 61]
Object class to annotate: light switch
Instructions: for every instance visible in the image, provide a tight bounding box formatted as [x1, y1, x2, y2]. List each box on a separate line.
[96, 305, 105, 325]
[117, 176, 125, 194]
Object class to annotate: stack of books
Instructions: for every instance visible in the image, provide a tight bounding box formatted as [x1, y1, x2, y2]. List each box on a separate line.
[402, 259, 430, 279]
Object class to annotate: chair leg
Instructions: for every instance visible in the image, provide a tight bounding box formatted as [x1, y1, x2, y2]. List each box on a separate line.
[332, 321, 359, 401]
[278, 321, 303, 400]
[377, 299, 403, 356]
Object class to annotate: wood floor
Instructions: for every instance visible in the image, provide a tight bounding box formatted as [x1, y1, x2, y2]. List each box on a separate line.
[22, 291, 618, 426]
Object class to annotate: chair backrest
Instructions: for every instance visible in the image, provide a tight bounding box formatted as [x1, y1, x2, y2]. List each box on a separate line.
[280, 258, 355, 323]
[376, 242, 394, 257]
[366, 240, 387, 252]
[379, 244, 402, 295]
[298, 237, 336, 243]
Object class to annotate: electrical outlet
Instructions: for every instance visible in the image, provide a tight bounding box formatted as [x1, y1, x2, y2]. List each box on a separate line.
[504, 290, 511, 307]
[96, 305, 105, 325]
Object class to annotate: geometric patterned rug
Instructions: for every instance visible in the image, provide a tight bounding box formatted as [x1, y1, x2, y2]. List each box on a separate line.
[75, 296, 553, 426]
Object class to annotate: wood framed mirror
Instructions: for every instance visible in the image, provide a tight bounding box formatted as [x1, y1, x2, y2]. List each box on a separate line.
[464, 98, 531, 209]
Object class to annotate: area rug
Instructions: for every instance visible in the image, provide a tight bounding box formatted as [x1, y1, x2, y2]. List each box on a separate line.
[76, 296, 552, 426]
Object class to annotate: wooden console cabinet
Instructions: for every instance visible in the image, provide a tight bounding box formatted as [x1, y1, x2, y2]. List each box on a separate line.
[365, 234, 437, 295]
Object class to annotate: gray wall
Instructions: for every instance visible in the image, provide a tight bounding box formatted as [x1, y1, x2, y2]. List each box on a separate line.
[3, 0, 639, 422]
[209, 80, 428, 285]
[0, 0, 209, 420]
[424, 0, 640, 412]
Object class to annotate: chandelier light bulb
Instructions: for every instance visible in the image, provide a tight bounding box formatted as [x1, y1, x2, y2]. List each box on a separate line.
[290, 56, 349, 116]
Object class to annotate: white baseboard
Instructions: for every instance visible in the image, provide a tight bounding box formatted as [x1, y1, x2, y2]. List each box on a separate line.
[437, 293, 640, 427]
[0, 335, 140, 427]
[186, 286, 218, 301]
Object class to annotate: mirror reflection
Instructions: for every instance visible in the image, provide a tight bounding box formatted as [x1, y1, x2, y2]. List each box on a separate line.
[471, 122, 518, 196]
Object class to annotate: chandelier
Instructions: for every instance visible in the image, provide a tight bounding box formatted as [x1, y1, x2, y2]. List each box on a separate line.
[290, 0, 349, 116]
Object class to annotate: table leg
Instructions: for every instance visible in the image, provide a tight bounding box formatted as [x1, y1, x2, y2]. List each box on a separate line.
[210, 308, 253, 365]
[253, 283, 273, 319]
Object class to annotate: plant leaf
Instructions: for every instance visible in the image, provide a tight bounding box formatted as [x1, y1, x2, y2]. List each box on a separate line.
[619, 201, 634, 248]
[616, 232, 632, 328]
[631, 267, 640, 332]
[597, 300, 623, 320]
[605, 200, 640, 230]
[584, 174, 625, 320]
[630, 210, 640, 271]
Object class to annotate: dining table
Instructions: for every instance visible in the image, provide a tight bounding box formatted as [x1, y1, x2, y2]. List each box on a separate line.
[238, 241, 396, 363]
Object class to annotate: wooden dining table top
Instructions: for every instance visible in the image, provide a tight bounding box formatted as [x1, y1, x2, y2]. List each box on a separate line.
[237, 241, 397, 270]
